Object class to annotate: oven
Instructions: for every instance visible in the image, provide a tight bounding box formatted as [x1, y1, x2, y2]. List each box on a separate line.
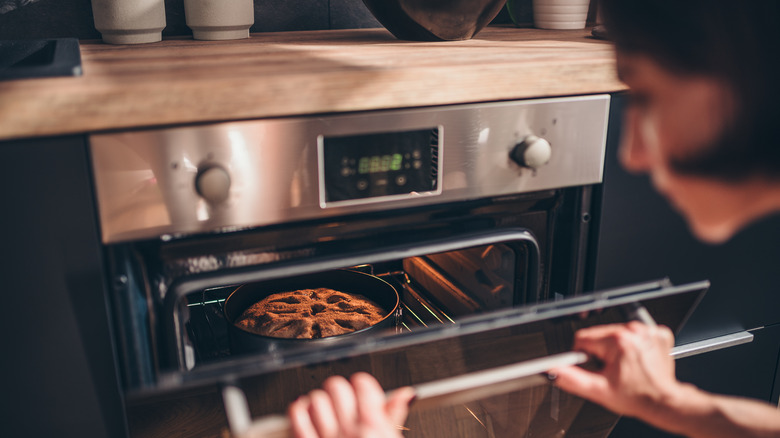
[86, 94, 706, 437]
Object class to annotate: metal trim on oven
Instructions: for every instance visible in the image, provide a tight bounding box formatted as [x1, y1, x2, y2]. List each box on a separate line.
[671, 330, 754, 359]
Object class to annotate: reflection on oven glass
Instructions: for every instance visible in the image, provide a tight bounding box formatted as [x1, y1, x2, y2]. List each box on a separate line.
[186, 285, 234, 361]
[406, 386, 582, 438]
[230, 303, 625, 438]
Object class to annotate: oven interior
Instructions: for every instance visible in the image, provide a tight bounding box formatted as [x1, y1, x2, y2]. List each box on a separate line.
[182, 241, 528, 368]
[106, 187, 596, 396]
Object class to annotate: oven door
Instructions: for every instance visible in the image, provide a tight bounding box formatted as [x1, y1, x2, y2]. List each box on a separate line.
[128, 270, 706, 438]
[221, 280, 706, 438]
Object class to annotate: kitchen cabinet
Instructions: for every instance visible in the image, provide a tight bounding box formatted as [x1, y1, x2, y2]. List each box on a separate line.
[0, 136, 126, 437]
[0, 27, 625, 142]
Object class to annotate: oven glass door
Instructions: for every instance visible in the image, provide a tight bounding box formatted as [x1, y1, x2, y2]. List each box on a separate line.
[225, 280, 706, 438]
[133, 278, 706, 438]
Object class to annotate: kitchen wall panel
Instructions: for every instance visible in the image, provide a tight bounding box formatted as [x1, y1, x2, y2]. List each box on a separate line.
[329, 0, 380, 29]
[0, 135, 125, 438]
[0, 0, 520, 41]
[0, 0, 99, 40]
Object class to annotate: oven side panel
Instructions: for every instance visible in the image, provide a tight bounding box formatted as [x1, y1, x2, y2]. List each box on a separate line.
[0, 136, 127, 438]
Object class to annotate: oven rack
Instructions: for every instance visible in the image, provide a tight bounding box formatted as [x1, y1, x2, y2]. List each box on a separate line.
[183, 268, 457, 368]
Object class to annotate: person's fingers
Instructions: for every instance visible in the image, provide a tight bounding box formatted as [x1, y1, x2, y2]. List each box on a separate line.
[385, 386, 415, 427]
[571, 324, 630, 360]
[308, 389, 340, 438]
[322, 375, 358, 437]
[574, 323, 630, 340]
[654, 324, 675, 349]
[624, 321, 675, 353]
[351, 372, 389, 428]
[289, 396, 319, 438]
[549, 365, 610, 402]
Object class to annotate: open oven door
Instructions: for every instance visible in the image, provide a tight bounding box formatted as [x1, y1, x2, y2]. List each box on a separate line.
[209, 279, 707, 438]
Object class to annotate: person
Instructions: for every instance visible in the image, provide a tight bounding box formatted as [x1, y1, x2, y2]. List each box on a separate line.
[287, 1, 780, 436]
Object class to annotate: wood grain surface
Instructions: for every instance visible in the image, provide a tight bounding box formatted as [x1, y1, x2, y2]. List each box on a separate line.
[0, 26, 626, 141]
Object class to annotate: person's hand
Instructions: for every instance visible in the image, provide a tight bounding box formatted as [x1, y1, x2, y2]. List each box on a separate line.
[288, 372, 415, 438]
[549, 321, 685, 418]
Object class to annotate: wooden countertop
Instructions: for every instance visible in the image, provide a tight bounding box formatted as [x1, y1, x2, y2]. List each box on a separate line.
[0, 26, 626, 141]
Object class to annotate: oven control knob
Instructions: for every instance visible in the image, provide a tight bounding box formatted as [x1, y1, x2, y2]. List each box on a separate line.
[510, 135, 552, 169]
[195, 165, 231, 203]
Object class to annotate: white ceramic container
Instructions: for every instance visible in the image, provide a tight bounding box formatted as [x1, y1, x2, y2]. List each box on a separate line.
[183, 0, 254, 41]
[91, 0, 166, 44]
[532, 0, 590, 30]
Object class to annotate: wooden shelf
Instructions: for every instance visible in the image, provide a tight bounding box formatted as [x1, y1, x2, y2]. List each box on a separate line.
[0, 26, 626, 141]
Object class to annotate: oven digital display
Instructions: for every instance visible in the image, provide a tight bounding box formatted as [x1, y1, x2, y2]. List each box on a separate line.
[322, 128, 439, 204]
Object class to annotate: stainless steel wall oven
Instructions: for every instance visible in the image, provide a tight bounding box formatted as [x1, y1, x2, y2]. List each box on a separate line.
[83, 94, 705, 437]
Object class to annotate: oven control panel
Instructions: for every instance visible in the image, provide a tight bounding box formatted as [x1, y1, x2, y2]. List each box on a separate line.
[510, 135, 552, 169]
[195, 165, 231, 203]
[320, 128, 439, 206]
[89, 94, 609, 243]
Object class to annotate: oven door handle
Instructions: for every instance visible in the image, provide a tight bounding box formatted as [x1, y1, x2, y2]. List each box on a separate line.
[221, 351, 588, 438]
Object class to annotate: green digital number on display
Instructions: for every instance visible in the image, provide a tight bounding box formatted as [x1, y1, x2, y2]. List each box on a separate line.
[358, 153, 404, 174]
[391, 153, 402, 170]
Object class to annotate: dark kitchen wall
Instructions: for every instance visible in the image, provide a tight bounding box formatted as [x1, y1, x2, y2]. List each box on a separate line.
[0, 0, 524, 41]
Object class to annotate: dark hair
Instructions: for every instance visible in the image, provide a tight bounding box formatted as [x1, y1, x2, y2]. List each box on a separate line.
[599, 0, 780, 180]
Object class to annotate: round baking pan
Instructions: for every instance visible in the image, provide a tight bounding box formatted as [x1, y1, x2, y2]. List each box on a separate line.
[223, 269, 400, 355]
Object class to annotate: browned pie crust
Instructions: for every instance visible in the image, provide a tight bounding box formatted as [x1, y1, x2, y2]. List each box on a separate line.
[234, 288, 386, 339]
